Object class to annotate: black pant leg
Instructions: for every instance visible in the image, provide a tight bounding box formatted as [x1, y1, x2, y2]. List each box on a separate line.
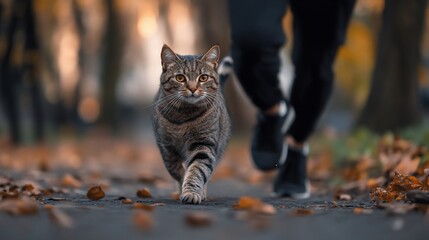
[288, 0, 356, 142]
[229, 0, 289, 111]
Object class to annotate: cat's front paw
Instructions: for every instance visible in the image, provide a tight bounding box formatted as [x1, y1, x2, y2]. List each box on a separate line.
[180, 191, 203, 204]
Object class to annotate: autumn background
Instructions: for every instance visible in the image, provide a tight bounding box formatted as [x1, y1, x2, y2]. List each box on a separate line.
[0, 0, 429, 238]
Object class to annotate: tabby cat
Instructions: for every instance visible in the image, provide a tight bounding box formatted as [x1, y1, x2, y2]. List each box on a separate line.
[152, 44, 231, 204]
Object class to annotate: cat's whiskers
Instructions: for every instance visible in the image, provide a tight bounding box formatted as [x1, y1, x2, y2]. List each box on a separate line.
[160, 94, 181, 117]
[142, 93, 177, 110]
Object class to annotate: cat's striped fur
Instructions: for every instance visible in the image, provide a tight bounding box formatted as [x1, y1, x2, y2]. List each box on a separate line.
[152, 44, 231, 204]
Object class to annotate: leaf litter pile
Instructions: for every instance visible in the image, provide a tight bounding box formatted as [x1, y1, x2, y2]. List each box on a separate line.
[0, 132, 429, 232]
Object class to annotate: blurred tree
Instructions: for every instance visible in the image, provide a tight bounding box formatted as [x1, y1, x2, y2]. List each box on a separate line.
[24, 0, 45, 142]
[358, 0, 428, 132]
[99, 0, 124, 131]
[0, 0, 21, 144]
[191, 0, 230, 54]
[0, 0, 45, 144]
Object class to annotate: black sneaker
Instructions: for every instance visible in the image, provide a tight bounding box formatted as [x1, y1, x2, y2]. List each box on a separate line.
[273, 146, 310, 199]
[251, 100, 295, 171]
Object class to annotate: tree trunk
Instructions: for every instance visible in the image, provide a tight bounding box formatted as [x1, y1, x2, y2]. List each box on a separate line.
[0, 0, 22, 144]
[99, 0, 124, 131]
[24, 0, 45, 142]
[358, 0, 427, 133]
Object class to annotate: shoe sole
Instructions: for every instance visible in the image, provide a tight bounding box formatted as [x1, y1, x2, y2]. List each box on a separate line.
[271, 180, 311, 199]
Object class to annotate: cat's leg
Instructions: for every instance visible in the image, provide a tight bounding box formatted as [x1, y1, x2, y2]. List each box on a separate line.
[181, 151, 215, 204]
[160, 146, 185, 192]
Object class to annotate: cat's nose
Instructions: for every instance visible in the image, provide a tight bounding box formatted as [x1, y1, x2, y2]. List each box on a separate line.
[189, 88, 197, 93]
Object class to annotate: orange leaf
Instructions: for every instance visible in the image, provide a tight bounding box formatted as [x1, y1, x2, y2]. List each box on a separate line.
[133, 203, 156, 212]
[0, 197, 39, 215]
[60, 174, 82, 188]
[86, 186, 105, 200]
[136, 188, 152, 198]
[185, 211, 213, 227]
[133, 210, 154, 231]
[291, 208, 314, 216]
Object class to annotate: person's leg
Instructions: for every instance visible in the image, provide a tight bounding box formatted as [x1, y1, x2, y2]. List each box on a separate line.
[288, 0, 356, 144]
[228, 0, 294, 171]
[274, 0, 356, 198]
[229, 0, 288, 111]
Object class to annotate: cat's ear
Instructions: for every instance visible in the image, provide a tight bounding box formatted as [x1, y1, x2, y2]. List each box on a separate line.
[201, 45, 220, 69]
[161, 44, 180, 70]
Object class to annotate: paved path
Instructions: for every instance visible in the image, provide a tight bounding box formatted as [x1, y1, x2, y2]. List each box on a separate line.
[1, 179, 428, 240]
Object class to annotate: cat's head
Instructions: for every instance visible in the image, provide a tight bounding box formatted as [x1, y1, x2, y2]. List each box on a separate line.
[159, 44, 220, 105]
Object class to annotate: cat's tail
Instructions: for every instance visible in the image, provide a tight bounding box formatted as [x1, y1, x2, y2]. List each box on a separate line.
[218, 56, 234, 90]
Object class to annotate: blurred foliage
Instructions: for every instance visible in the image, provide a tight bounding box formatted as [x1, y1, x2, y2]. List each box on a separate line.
[335, 21, 375, 108]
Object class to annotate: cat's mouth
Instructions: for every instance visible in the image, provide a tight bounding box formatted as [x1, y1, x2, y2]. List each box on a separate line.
[183, 94, 204, 104]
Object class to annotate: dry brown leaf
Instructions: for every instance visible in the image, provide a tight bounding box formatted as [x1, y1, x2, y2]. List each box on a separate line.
[86, 186, 105, 200]
[393, 155, 420, 176]
[367, 177, 385, 189]
[417, 161, 429, 176]
[60, 174, 82, 188]
[121, 198, 133, 204]
[133, 210, 154, 231]
[234, 196, 262, 210]
[353, 207, 373, 215]
[136, 188, 152, 198]
[342, 156, 374, 182]
[46, 206, 74, 228]
[171, 192, 180, 200]
[371, 172, 428, 202]
[334, 193, 352, 201]
[378, 136, 422, 177]
[185, 211, 213, 227]
[0, 197, 39, 215]
[291, 208, 314, 216]
[234, 196, 276, 215]
[257, 203, 277, 215]
[21, 184, 34, 192]
[133, 203, 156, 211]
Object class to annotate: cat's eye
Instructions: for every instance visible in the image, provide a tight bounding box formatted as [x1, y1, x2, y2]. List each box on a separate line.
[199, 74, 209, 82]
[175, 74, 186, 82]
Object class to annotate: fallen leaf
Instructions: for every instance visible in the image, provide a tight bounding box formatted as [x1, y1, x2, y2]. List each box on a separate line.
[133, 210, 154, 231]
[134, 203, 156, 211]
[86, 186, 105, 200]
[171, 192, 180, 200]
[21, 184, 34, 192]
[393, 155, 420, 176]
[0, 197, 39, 215]
[353, 207, 373, 215]
[46, 206, 74, 228]
[121, 198, 133, 204]
[367, 177, 385, 189]
[370, 172, 428, 202]
[291, 208, 314, 216]
[60, 174, 82, 188]
[136, 188, 152, 198]
[234, 196, 262, 210]
[257, 203, 277, 215]
[234, 196, 276, 215]
[185, 211, 213, 227]
[334, 193, 352, 201]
